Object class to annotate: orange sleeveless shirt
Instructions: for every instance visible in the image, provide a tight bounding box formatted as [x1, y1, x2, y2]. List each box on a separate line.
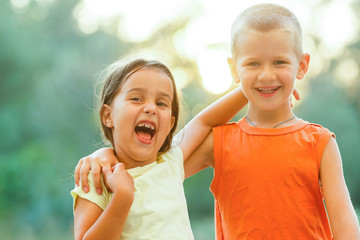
[211, 118, 334, 239]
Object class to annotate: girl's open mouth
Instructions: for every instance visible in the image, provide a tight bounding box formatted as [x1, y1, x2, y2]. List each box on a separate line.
[135, 122, 156, 144]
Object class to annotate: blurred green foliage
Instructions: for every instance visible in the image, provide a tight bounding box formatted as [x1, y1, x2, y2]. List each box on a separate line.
[1, 0, 359, 239]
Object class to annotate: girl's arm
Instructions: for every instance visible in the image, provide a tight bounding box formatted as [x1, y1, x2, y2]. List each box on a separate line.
[320, 138, 360, 239]
[74, 163, 134, 240]
[175, 87, 247, 163]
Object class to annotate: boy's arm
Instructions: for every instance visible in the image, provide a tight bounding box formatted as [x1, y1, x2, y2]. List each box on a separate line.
[320, 138, 360, 239]
[74, 164, 134, 240]
[175, 87, 247, 163]
[184, 131, 215, 178]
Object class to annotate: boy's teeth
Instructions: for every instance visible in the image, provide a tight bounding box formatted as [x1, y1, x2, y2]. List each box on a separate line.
[258, 87, 277, 93]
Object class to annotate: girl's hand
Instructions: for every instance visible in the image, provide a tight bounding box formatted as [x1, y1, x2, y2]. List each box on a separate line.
[290, 89, 300, 108]
[74, 148, 119, 194]
[102, 163, 135, 198]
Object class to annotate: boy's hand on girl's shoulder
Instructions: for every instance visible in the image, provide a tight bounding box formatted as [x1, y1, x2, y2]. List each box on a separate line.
[74, 147, 118, 195]
[102, 163, 135, 200]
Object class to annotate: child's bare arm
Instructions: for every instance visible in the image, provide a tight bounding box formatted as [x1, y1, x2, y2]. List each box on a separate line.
[175, 87, 247, 163]
[184, 132, 215, 178]
[74, 163, 134, 240]
[320, 138, 360, 239]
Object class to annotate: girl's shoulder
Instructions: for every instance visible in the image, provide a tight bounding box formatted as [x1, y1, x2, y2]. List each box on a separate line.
[158, 146, 185, 179]
[70, 171, 110, 211]
[159, 146, 183, 165]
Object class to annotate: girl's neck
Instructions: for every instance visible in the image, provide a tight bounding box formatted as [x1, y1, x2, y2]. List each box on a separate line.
[114, 147, 158, 170]
[246, 105, 297, 129]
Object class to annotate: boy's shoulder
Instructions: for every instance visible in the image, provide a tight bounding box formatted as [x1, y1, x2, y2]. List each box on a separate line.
[214, 121, 238, 129]
[305, 121, 330, 132]
[302, 121, 335, 138]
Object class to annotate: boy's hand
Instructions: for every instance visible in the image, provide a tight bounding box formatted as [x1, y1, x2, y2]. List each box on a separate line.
[74, 148, 118, 194]
[102, 163, 135, 198]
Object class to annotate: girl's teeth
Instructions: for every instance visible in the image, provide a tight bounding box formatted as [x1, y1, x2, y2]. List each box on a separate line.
[137, 123, 155, 130]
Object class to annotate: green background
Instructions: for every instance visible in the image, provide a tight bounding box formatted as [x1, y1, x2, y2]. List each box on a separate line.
[1, 0, 359, 239]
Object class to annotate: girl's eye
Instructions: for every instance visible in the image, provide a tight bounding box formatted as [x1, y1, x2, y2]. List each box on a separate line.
[274, 60, 286, 65]
[131, 98, 142, 102]
[157, 102, 167, 107]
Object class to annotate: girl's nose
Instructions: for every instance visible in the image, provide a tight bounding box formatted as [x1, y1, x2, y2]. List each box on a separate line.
[143, 103, 156, 115]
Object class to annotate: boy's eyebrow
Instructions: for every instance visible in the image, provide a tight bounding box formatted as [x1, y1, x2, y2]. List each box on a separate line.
[126, 88, 172, 100]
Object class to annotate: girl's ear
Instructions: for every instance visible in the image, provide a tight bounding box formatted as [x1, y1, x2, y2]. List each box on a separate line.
[170, 116, 175, 130]
[296, 53, 310, 80]
[227, 57, 240, 83]
[101, 104, 113, 128]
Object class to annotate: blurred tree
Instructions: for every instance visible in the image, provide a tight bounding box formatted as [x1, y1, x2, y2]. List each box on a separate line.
[0, 0, 133, 238]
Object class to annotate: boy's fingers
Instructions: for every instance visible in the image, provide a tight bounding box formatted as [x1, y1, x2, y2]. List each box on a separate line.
[91, 162, 103, 195]
[74, 158, 83, 187]
[80, 158, 91, 193]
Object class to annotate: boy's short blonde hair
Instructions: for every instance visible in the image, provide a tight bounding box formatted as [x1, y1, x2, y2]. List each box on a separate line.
[231, 3, 303, 59]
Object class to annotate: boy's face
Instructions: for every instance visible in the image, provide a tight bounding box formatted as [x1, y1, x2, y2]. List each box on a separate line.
[229, 30, 309, 112]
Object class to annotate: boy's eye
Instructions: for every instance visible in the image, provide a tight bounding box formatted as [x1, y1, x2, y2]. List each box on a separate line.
[249, 62, 260, 66]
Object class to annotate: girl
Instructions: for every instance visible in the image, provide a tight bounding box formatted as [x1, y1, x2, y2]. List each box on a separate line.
[71, 57, 248, 239]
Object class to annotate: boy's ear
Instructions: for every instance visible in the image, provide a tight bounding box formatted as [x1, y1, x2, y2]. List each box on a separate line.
[227, 57, 240, 83]
[296, 53, 310, 80]
[101, 104, 113, 127]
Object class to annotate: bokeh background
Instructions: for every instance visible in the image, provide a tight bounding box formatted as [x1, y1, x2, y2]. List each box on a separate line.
[1, 0, 360, 239]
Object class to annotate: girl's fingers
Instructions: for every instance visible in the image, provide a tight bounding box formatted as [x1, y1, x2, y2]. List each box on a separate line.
[293, 89, 300, 101]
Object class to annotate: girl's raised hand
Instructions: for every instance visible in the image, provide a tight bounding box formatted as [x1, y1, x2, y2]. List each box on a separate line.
[102, 163, 135, 198]
[290, 89, 300, 108]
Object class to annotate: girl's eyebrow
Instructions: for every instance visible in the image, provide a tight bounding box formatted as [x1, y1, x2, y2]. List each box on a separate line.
[126, 88, 172, 100]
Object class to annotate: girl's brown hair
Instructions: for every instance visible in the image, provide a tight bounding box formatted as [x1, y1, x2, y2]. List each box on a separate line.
[97, 57, 180, 153]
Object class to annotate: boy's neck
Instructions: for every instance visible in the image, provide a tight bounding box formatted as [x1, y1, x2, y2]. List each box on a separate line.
[246, 107, 297, 129]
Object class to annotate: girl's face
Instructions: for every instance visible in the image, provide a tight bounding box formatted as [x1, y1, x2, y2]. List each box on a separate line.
[104, 68, 175, 169]
[231, 30, 309, 115]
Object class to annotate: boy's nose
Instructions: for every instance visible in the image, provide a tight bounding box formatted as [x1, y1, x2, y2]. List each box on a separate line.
[258, 66, 275, 81]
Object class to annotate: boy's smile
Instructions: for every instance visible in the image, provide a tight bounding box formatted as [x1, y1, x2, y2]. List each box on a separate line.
[256, 86, 281, 97]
